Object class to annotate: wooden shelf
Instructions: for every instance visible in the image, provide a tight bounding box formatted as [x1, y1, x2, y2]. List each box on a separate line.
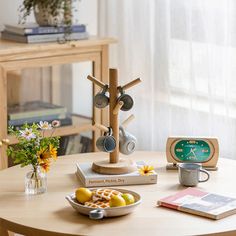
[0, 36, 116, 170]
[0, 37, 117, 62]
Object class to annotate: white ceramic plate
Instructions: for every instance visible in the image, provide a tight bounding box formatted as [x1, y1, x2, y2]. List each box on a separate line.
[66, 188, 142, 219]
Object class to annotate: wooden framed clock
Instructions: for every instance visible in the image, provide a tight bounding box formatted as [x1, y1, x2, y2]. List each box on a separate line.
[166, 137, 219, 170]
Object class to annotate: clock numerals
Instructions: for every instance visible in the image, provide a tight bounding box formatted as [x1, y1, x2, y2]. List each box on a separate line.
[176, 148, 183, 152]
[202, 149, 209, 153]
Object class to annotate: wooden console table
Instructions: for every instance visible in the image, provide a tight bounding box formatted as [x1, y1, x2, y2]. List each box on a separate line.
[0, 37, 116, 170]
[0, 151, 236, 236]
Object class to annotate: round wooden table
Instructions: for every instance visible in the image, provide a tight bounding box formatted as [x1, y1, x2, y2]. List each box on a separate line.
[0, 152, 236, 236]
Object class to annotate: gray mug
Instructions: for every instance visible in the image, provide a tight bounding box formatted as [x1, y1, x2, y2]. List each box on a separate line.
[117, 87, 134, 111]
[119, 126, 137, 155]
[94, 85, 109, 109]
[178, 163, 210, 187]
[96, 127, 116, 153]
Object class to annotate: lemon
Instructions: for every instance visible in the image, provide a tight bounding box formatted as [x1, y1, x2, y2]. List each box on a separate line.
[109, 195, 126, 207]
[121, 193, 135, 205]
[75, 187, 92, 204]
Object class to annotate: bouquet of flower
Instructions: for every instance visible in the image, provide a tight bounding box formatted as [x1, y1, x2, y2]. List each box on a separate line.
[7, 120, 60, 172]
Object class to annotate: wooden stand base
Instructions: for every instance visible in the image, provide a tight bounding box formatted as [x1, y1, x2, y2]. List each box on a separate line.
[166, 163, 218, 171]
[92, 158, 137, 175]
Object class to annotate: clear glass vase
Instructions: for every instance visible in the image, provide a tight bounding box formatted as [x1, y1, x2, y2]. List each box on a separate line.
[25, 165, 47, 195]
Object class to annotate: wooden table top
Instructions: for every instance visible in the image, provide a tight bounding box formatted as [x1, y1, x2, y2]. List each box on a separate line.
[0, 151, 236, 236]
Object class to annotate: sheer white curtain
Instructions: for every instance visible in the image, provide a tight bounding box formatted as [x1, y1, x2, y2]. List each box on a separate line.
[99, 0, 236, 159]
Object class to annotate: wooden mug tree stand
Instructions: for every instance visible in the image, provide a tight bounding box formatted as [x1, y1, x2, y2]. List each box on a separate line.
[87, 68, 141, 175]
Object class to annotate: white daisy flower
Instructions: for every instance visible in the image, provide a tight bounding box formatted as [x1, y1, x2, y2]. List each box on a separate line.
[19, 128, 36, 141]
[38, 121, 52, 130]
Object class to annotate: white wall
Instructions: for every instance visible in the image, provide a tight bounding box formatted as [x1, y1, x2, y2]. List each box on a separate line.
[0, 0, 33, 30]
[0, 0, 98, 117]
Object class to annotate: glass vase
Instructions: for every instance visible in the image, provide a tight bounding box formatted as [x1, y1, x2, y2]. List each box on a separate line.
[25, 165, 47, 195]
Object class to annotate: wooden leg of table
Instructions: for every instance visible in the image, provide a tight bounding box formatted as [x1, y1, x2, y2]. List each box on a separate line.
[0, 225, 10, 236]
[0, 66, 8, 170]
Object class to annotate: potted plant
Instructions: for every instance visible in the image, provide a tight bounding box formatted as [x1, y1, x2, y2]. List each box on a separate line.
[19, 0, 75, 26]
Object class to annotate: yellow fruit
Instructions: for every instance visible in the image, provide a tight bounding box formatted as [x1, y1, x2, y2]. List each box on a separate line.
[109, 195, 126, 207]
[75, 187, 92, 204]
[121, 193, 135, 205]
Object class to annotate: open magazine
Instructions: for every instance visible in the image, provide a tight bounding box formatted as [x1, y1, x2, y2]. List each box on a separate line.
[157, 188, 236, 220]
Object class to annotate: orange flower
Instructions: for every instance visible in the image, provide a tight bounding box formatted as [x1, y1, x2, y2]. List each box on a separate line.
[40, 162, 50, 172]
[49, 144, 57, 160]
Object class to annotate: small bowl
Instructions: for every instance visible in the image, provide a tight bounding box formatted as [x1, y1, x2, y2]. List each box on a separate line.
[66, 188, 142, 219]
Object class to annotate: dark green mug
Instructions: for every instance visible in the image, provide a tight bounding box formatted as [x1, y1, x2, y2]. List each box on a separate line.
[96, 127, 116, 153]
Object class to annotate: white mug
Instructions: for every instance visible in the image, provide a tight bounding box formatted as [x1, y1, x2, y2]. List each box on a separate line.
[178, 163, 210, 187]
[119, 126, 137, 155]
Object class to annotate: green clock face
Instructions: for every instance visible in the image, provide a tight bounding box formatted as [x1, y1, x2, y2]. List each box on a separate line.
[173, 140, 212, 162]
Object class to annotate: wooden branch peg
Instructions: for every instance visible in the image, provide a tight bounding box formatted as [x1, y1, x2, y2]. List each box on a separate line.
[122, 78, 142, 91]
[94, 123, 109, 133]
[122, 114, 135, 128]
[87, 75, 106, 89]
[113, 101, 124, 115]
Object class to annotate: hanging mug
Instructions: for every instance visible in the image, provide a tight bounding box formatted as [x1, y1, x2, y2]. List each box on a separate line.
[117, 87, 134, 111]
[119, 126, 137, 155]
[94, 85, 109, 109]
[96, 127, 116, 153]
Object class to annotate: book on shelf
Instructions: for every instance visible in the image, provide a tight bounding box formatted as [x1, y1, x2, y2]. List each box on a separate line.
[80, 136, 93, 153]
[157, 187, 236, 220]
[8, 114, 66, 126]
[65, 135, 92, 155]
[10, 115, 72, 130]
[4, 23, 86, 35]
[75, 161, 157, 187]
[8, 101, 67, 120]
[57, 135, 71, 156]
[1, 30, 89, 43]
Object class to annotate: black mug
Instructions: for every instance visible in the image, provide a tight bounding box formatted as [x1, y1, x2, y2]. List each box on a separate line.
[94, 85, 109, 109]
[96, 127, 116, 152]
[117, 87, 134, 111]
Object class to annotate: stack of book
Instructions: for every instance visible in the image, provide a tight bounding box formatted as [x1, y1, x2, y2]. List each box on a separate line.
[8, 100, 71, 128]
[76, 161, 157, 187]
[1, 23, 88, 43]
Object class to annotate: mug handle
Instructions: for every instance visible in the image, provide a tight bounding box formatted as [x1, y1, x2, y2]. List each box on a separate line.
[89, 209, 105, 220]
[198, 169, 210, 182]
